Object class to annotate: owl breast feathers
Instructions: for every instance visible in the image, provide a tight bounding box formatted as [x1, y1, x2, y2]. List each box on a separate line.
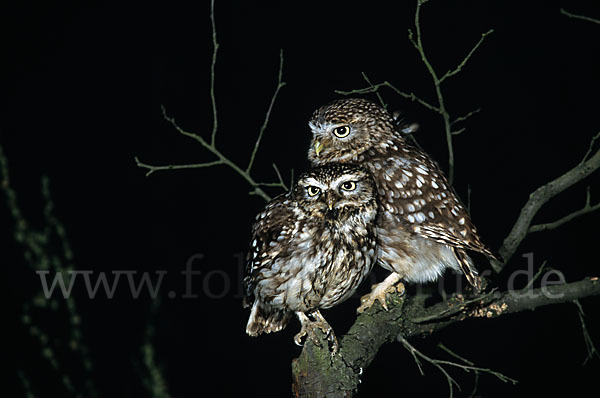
[244, 163, 378, 349]
[308, 98, 497, 295]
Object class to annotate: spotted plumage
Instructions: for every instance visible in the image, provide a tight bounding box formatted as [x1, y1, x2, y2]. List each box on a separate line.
[307, 98, 496, 310]
[243, 163, 378, 351]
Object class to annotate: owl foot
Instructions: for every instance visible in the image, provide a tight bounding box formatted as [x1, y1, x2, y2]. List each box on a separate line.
[357, 273, 404, 313]
[294, 311, 339, 354]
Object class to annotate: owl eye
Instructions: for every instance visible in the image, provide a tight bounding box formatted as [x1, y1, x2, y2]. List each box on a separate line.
[333, 126, 351, 138]
[341, 181, 357, 191]
[307, 186, 321, 197]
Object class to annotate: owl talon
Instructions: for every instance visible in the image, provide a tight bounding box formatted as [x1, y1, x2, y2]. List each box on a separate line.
[357, 273, 404, 313]
[357, 285, 394, 313]
[295, 311, 338, 354]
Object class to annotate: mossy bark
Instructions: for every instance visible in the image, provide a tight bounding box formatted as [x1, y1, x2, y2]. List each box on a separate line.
[291, 278, 600, 397]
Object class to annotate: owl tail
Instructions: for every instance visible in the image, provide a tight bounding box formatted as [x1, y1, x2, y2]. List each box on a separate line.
[246, 301, 292, 336]
[451, 247, 482, 292]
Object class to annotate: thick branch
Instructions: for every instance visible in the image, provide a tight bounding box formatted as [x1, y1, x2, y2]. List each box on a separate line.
[292, 277, 600, 397]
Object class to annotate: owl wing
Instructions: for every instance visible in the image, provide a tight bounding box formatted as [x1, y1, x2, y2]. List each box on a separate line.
[243, 192, 298, 305]
[373, 141, 496, 260]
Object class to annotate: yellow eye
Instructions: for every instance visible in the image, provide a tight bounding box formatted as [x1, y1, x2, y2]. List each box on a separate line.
[333, 126, 351, 138]
[341, 181, 356, 191]
[307, 186, 321, 197]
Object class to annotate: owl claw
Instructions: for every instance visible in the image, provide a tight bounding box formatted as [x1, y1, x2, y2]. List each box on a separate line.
[294, 311, 339, 354]
[357, 275, 405, 313]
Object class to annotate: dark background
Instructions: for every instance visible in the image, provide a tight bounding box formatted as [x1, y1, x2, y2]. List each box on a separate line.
[2, 0, 600, 397]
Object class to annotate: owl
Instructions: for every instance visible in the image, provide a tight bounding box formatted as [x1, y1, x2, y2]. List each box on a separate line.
[243, 163, 378, 352]
[307, 98, 496, 312]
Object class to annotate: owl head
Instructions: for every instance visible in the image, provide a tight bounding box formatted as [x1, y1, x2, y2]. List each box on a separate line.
[307, 98, 398, 165]
[293, 163, 377, 221]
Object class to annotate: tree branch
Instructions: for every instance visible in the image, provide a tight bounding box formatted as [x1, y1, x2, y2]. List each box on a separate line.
[339, 1, 492, 186]
[494, 135, 600, 271]
[407, 0, 493, 185]
[360, 72, 387, 109]
[1, 144, 98, 397]
[560, 8, 600, 25]
[292, 277, 600, 396]
[135, 0, 287, 203]
[574, 300, 600, 365]
[209, 0, 219, 146]
[246, 49, 286, 174]
[335, 80, 439, 113]
[398, 336, 517, 398]
[439, 30, 494, 83]
[135, 157, 224, 177]
[528, 187, 600, 233]
[451, 108, 481, 126]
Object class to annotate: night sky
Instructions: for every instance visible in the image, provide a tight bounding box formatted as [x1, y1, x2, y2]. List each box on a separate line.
[2, 1, 600, 397]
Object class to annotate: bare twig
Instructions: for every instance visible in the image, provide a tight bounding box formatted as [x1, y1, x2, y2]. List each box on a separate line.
[581, 131, 600, 164]
[247, 49, 286, 173]
[407, 0, 494, 184]
[1, 145, 97, 397]
[523, 260, 548, 291]
[439, 31, 494, 83]
[528, 187, 600, 233]
[399, 335, 517, 398]
[17, 370, 35, 398]
[336, 80, 439, 113]
[147, 107, 274, 201]
[271, 163, 288, 191]
[140, 301, 170, 398]
[438, 343, 489, 398]
[574, 300, 600, 365]
[451, 108, 481, 126]
[361, 72, 387, 109]
[399, 335, 460, 397]
[209, 0, 219, 146]
[451, 128, 466, 136]
[135, 157, 224, 177]
[438, 343, 474, 365]
[561, 8, 600, 25]
[494, 134, 600, 271]
[135, 1, 287, 203]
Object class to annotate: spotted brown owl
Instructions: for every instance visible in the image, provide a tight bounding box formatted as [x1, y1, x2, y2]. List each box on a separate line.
[307, 98, 496, 312]
[243, 163, 378, 351]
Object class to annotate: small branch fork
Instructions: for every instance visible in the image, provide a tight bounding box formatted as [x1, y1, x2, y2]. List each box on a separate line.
[398, 336, 517, 398]
[337, 0, 493, 185]
[493, 132, 600, 271]
[135, 0, 288, 203]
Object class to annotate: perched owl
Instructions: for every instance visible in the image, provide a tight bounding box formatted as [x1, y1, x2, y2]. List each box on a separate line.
[244, 163, 378, 351]
[307, 98, 496, 312]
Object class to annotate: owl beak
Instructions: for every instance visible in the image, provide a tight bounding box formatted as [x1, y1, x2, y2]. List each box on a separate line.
[314, 141, 324, 157]
[326, 195, 335, 211]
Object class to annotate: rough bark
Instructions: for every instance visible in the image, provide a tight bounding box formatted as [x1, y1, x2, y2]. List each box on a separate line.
[291, 277, 600, 397]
